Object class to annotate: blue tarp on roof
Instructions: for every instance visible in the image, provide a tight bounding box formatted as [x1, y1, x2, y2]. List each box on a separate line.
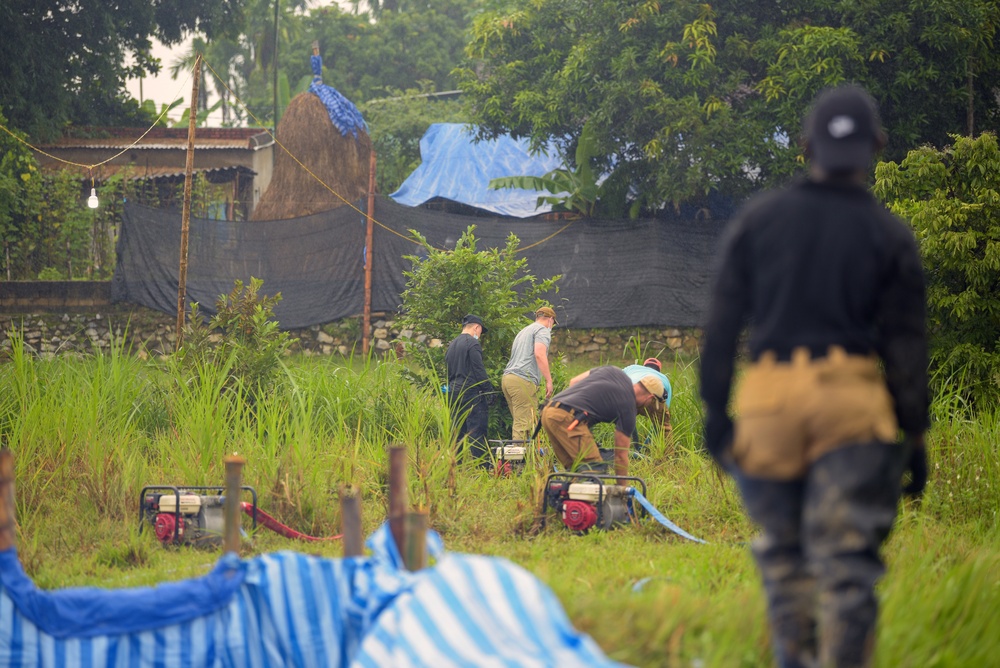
[0, 523, 627, 667]
[390, 123, 564, 218]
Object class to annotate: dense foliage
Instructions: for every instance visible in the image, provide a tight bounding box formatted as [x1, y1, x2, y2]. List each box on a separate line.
[1, 0, 246, 139]
[457, 0, 1000, 213]
[875, 133, 1000, 409]
[0, 139, 236, 282]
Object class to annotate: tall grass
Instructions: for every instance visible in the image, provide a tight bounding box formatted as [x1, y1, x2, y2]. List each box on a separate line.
[0, 346, 997, 666]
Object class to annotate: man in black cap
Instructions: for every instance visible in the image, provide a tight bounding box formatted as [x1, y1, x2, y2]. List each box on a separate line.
[445, 314, 493, 465]
[700, 84, 929, 667]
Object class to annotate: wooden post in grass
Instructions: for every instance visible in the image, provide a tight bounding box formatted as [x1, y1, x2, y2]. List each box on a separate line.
[223, 455, 246, 554]
[388, 445, 407, 560]
[339, 484, 363, 557]
[0, 449, 15, 551]
[403, 511, 428, 571]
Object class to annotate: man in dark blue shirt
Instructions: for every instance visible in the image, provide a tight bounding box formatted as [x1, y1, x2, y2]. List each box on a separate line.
[700, 85, 928, 668]
[445, 314, 493, 466]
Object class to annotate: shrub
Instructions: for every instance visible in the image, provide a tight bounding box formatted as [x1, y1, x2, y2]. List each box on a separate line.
[874, 133, 1000, 409]
[177, 277, 297, 402]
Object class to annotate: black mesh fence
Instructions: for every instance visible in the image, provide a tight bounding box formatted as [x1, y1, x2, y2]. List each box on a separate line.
[112, 197, 724, 330]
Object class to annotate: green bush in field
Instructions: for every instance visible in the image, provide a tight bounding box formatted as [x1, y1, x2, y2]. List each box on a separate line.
[398, 226, 563, 438]
[178, 277, 297, 401]
[874, 133, 1000, 410]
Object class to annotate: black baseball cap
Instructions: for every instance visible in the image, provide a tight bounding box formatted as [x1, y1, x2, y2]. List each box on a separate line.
[462, 314, 488, 333]
[804, 84, 884, 172]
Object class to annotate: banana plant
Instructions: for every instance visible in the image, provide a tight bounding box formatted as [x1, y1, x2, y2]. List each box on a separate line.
[489, 121, 633, 217]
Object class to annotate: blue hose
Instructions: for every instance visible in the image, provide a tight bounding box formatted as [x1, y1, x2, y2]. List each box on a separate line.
[629, 488, 707, 544]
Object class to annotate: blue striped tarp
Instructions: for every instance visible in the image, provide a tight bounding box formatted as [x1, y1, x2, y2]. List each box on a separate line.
[0, 524, 628, 667]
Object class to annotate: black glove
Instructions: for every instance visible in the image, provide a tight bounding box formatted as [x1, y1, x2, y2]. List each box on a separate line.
[703, 409, 734, 468]
[902, 435, 928, 498]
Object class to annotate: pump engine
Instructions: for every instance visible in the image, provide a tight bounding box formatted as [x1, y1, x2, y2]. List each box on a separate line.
[543, 472, 646, 532]
[139, 485, 258, 547]
[490, 440, 531, 476]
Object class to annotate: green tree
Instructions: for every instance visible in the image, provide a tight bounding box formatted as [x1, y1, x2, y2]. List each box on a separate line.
[1, 0, 247, 139]
[0, 109, 43, 281]
[874, 133, 1000, 408]
[398, 227, 561, 436]
[457, 0, 1000, 213]
[285, 0, 480, 104]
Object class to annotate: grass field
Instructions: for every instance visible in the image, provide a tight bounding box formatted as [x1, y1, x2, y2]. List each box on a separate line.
[0, 344, 997, 667]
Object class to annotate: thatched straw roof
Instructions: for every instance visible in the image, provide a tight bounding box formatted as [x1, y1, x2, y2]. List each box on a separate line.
[251, 92, 372, 221]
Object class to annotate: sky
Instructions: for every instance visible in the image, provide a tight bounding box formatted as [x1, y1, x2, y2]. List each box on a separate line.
[125, 36, 224, 125]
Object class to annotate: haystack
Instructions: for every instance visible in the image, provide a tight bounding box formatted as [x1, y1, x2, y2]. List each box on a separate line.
[251, 92, 372, 221]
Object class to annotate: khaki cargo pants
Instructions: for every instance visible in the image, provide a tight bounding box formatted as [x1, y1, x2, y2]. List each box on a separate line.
[540, 404, 603, 471]
[502, 373, 539, 442]
[733, 346, 898, 480]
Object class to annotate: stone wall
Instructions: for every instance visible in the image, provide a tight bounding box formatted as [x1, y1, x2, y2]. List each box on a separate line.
[0, 305, 701, 361]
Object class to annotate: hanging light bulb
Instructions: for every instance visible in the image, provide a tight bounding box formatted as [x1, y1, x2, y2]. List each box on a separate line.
[87, 187, 99, 209]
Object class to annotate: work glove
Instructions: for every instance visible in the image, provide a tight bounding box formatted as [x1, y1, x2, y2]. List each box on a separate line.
[703, 409, 734, 470]
[902, 433, 928, 498]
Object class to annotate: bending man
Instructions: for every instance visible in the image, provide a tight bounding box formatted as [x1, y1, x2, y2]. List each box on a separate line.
[540, 366, 664, 483]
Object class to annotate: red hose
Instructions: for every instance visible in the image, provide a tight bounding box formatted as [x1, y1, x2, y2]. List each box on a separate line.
[241, 502, 342, 542]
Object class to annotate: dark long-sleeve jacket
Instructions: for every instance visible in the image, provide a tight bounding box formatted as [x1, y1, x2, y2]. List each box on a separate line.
[445, 333, 492, 402]
[700, 177, 929, 453]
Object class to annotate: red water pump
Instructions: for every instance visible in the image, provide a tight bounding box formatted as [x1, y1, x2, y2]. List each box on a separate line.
[140, 484, 343, 547]
[543, 472, 646, 532]
[139, 485, 258, 547]
[489, 439, 536, 477]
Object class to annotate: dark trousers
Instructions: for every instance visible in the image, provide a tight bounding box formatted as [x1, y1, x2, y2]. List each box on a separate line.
[735, 443, 907, 668]
[453, 394, 489, 464]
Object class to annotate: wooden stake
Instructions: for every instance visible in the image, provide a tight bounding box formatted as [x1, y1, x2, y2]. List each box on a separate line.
[223, 455, 246, 555]
[0, 449, 15, 552]
[388, 446, 407, 559]
[403, 511, 428, 571]
[362, 149, 376, 356]
[339, 483, 363, 557]
[175, 53, 202, 351]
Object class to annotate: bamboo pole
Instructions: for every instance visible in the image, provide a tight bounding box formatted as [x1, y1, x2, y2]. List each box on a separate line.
[175, 53, 202, 352]
[339, 483, 363, 557]
[387, 446, 407, 560]
[363, 149, 376, 356]
[223, 455, 246, 554]
[403, 511, 428, 571]
[0, 449, 15, 552]
[273, 0, 280, 134]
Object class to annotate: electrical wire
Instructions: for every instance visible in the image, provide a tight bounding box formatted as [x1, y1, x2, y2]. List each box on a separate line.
[0, 70, 193, 172]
